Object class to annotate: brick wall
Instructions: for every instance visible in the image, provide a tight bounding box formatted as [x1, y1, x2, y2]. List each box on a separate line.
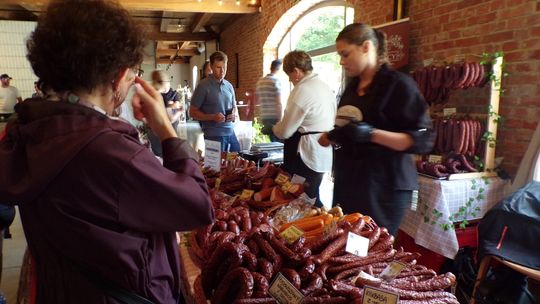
[408, 0, 540, 177]
[220, 0, 540, 178]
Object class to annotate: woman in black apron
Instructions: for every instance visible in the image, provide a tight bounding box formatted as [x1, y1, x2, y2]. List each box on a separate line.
[319, 23, 434, 235]
[273, 51, 336, 207]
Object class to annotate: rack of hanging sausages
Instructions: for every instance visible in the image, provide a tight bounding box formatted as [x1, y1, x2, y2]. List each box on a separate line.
[412, 55, 503, 180]
[177, 153, 461, 304]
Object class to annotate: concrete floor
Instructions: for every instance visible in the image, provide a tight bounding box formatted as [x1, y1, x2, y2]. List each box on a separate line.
[1, 208, 25, 303]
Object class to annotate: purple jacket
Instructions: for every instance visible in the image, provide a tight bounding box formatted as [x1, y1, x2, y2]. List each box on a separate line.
[0, 99, 214, 303]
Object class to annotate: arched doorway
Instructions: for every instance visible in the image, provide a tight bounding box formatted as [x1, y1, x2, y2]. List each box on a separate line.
[263, 0, 354, 105]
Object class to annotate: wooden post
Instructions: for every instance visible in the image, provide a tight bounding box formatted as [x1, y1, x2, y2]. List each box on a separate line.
[484, 56, 503, 172]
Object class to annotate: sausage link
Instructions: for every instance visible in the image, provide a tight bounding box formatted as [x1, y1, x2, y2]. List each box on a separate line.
[212, 267, 254, 304]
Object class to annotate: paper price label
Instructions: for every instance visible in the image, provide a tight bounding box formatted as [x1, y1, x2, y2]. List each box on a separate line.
[240, 189, 255, 201]
[345, 231, 369, 257]
[214, 178, 222, 190]
[204, 140, 221, 172]
[362, 286, 399, 304]
[279, 225, 304, 244]
[269, 273, 304, 304]
[281, 181, 293, 193]
[226, 152, 238, 161]
[428, 154, 442, 163]
[275, 173, 290, 185]
[291, 174, 306, 184]
[379, 261, 407, 282]
[422, 58, 434, 67]
[323, 221, 338, 238]
[443, 107, 457, 117]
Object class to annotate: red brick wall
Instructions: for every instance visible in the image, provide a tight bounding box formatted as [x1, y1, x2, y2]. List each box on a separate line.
[220, 0, 540, 177]
[408, 0, 540, 177]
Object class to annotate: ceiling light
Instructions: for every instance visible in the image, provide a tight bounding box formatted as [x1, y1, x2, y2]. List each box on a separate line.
[218, 0, 223, 5]
[236, 0, 241, 5]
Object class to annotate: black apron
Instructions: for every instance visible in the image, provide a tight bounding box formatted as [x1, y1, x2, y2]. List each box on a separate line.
[283, 130, 322, 170]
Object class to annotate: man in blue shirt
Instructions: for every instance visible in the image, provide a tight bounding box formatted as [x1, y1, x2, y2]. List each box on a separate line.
[190, 51, 240, 152]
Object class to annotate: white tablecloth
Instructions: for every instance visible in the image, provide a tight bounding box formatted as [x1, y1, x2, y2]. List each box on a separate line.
[400, 175, 510, 259]
[177, 120, 253, 154]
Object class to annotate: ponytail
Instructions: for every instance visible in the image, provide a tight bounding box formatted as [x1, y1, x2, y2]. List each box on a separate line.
[336, 23, 389, 65]
[373, 29, 389, 64]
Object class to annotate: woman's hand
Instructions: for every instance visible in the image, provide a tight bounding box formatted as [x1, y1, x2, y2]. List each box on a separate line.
[132, 77, 177, 140]
[318, 132, 333, 147]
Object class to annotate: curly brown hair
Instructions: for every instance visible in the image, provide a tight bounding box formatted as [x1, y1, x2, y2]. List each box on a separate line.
[26, 0, 146, 94]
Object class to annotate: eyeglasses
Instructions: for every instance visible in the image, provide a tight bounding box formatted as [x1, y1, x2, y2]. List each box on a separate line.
[131, 67, 144, 77]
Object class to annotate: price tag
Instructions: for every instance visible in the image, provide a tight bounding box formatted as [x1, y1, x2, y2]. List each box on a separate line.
[291, 174, 306, 184]
[422, 58, 434, 67]
[323, 220, 338, 238]
[275, 173, 290, 185]
[240, 189, 255, 201]
[345, 231, 369, 257]
[428, 154, 442, 163]
[268, 273, 304, 304]
[379, 261, 407, 282]
[214, 178, 221, 190]
[443, 107, 457, 117]
[362, 286, 399, 304]
[279, 225, 304, 244]
[204, 140, 222, 172]
[281, 181, 293, 193]
[226, 152, 238, 161]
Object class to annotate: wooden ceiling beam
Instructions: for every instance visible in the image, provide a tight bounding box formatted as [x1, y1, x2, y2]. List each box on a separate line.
[156, 48, 197, 56]
[191, 13, 213, 33]
[2, 0, 261, 14]
[145, 30, 217, 42]
[179, 41, 191, 49]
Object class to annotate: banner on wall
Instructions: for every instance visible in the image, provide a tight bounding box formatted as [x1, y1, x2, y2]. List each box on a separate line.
[374, 18, 410, 69]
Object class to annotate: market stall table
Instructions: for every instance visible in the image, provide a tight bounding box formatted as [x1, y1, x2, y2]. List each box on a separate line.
[399, 175, 510, 260]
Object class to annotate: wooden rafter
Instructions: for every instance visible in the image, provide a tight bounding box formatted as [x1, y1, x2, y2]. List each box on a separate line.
[191, 13, 214, 33]
[1, 0, 261, 14]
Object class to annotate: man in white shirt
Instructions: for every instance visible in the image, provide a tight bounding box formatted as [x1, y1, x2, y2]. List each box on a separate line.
[0, 74, 23, 121]
[255, 59, 282, 142]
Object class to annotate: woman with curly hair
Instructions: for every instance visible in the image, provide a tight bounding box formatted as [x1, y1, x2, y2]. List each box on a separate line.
[0, 0, 214, 303]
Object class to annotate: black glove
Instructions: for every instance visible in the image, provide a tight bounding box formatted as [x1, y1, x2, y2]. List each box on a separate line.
[328, 122, 373, 144]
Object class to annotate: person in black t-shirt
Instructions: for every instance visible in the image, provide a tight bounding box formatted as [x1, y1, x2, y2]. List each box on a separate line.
[318, 23, 435, 236]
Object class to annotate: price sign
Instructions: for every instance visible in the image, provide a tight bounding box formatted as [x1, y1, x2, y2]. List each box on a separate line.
[323, 220, 338, 238]
[423, 58, 434, 67]
[291, 174, 306, 184]
[443, 107, 457, 117]
[281, 181, 293, 193]
[226, 152, 238, 161]
[379, 261, 407, 281]
[362, 286, 399, 304]
[204, 140, 221, 172]
[275, 173, 290, 185]
[279, 225, 304, 244]
[240, 189, 255, 201]
[345, 232, 369, 257]
[268, 273, 304, 304]
[428, 154, 442, 163]
[214, 178, 222, 190]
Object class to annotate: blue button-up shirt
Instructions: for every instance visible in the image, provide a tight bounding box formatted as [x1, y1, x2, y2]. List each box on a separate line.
[191, 74, 236, 136]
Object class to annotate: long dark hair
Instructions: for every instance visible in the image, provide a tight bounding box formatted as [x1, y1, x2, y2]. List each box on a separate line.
[336, 23, 389, 65]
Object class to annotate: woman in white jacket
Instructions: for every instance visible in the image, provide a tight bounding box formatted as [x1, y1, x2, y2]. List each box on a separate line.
[273, 50, 336, 207]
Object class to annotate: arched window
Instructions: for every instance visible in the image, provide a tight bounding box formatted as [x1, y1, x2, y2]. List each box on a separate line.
[278, 4, 354, 97]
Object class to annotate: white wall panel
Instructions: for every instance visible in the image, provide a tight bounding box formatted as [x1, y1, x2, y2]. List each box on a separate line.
[0, 20, 37, 100]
